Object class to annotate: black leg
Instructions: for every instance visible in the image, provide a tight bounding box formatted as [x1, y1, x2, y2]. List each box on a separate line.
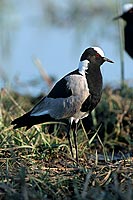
[73, 122, 78, 163]
[66, 123, 74, 158]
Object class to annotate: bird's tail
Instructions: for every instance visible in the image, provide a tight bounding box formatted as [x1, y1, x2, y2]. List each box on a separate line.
[11, 112, 57, 130]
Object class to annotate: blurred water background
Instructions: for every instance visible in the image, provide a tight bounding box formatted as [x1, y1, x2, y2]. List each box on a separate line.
[0, 0, 133, 96]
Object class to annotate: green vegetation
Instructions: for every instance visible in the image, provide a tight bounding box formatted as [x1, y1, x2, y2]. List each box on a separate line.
[0, 85, 133, 199]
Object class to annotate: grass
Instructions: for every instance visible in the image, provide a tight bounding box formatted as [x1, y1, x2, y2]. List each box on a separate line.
[0, 85, 133, 199]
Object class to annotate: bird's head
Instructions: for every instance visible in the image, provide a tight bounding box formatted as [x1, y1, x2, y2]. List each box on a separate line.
[113, 3, 133, 21]
[81, 47, 113, 65]
[78, 47, 113, 75]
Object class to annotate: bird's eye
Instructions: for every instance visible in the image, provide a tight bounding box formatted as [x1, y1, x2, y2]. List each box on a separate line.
[96, 53, 101, 58]
[129, 9, 133, 13]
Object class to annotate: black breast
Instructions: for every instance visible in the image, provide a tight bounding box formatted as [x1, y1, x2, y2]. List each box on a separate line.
[81, 65, 103, 113]
[125, 24, 133, 58]
[81, 93, 101, 113]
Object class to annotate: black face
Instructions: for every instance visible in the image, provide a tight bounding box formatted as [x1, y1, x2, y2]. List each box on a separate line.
[80, 48, 105, 66]
[115, 7, 133, 21]
[121, 8, 133, 21]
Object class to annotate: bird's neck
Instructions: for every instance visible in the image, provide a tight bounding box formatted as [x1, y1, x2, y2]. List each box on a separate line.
[78, 61, 103, 94]
[86, 64, 103, 95]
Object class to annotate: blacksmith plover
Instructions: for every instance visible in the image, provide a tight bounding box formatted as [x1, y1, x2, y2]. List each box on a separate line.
[114, 3, 133, 58]
[11, 47, 114, 162]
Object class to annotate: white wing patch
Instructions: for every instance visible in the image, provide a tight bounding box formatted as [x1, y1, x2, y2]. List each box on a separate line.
[30, 109, 49, 116]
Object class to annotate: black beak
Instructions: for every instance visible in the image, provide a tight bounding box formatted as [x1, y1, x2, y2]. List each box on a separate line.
[103, 57, 114, 63]
[113, 14, 122, 20]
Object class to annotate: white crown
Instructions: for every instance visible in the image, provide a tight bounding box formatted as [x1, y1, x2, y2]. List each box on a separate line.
[92, 47, 105, 57]
[123, 3, 133, 13]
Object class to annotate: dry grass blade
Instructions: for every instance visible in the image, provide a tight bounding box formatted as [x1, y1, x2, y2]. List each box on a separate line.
[88, 123, 102, 145]
[33, 57, 53, 88]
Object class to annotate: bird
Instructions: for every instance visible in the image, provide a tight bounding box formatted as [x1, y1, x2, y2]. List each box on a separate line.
[11, 47, 114, 162]
[114, 3, 133, 58]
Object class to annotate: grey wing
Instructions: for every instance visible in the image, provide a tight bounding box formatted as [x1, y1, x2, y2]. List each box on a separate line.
[30, 74, 90, 120]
